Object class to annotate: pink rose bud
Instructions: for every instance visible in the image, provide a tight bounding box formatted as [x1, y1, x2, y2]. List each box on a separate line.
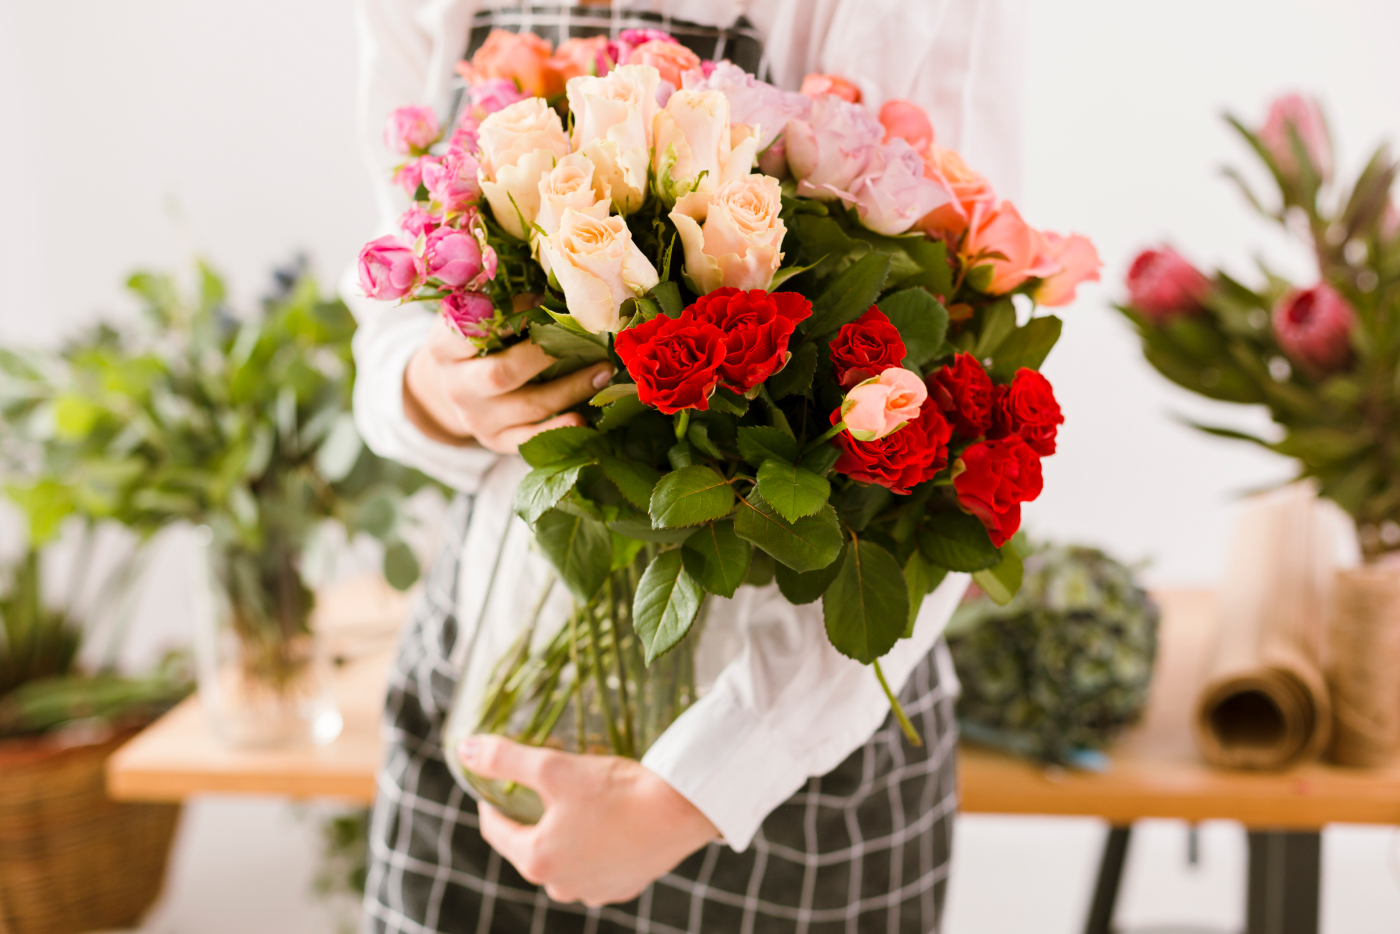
[1272, 283, 1356, 377]
[422, 151, 481, 213]
[422, 227, 483, 288]
[358, 236, 420, 300]
[1125, 246, 1211, 323]
[785, 95, 884, 200]
[1258, 93, 1332, 184]
[449, 111, 481, 157]
[393, 156, 428, 195]
[607, 28, 677, 69]
[757, 135, 790, 180]
[841, 368, 929, 441]
[471, 78, 528, 115]
[385, 105, 440, 155]
[1035, 232, 1102, 307]
[480, 243, 499, 283]
[878, 100, 934, 153]
[398, 204, 441, 239]
[800, 73, 862, 103]
[441, 290, 496, 339]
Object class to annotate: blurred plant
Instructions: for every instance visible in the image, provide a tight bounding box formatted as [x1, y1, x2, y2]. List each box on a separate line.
[312, 807, 370, 914]
[946, 543, 1159, 765]
[1119, 93, 1400, 559]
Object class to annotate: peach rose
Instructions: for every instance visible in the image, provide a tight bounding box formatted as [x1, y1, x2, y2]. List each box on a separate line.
[653, 89, 759, 203]
[841, 368, 928, 441]
[800, 73, 862, 103]
[464, 29, 557, 99]
[670, 174, 786, 293]
[917, 145, 996, 241]
[547, 36, 610, 84]
[541, 208, 660, 334]
[476, 98, 570, 239]
[567, 64, 659, 214]
[1035, 233, 1102, 307]
[878, 100, 934, 153]
[963, 201, 1059, 295]
[627, 40, 702, 93]
[534, 153, 610, 275]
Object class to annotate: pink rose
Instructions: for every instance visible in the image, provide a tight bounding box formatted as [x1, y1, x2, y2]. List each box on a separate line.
[422, 227, 483, 288]
[784, 95, 883, 201]
[963, 201, 1059, 295]
[607, 28, 677, 69]
[757, 136, 789, 179]
[800, 73, 862, 103]
[441, 291, 496, 339]
[358, 236, 420, 300]
[1125, 247, 1211, 323]
[879, 100, 934, 153]
[840, 368, 929, 441]
[393, 156, 428, 195]
[627, 40, 701, 94]
[1259, 93, 1332, 184]
[471, 78, 529, 116]
[1273, 284, 1355, 377]
[384, 106, 440, 155]
[683, 60, 809, 151]
[398, 204, 441, 239]
[548, 36, 611, 83]
[1035, 232, 1102, 307]
[851, 138, 952, 236]
[422, 150, 481, 213]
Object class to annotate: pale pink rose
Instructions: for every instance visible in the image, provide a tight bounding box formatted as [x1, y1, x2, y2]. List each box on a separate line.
[670, 174, 787, 293]
[653, 89, 759, 203]
[1035, 233, 1102, 307]
[541, 208, 660, 333]
[548, 36, 610, 83]
[800, 73, 862, 103]
[1273, 284, 1355, 377]
[1259, 93, 1332, 184]
[471, 78, 529, 115]
[682, 60, 809, 150]
[393, 156, 428, 195]
[358, 236, 420, 300]
[840, 369, 929, 441]
[757, 136, 789, 179]
[567, 65, 660, 213]
[448, 121, 479, 157]
[917, 145, 996, 241]
[784, 95, 883, 201]
[476, 98, 571, 238]
[963, 201, 1059, 295]
[422, 151, 481, 213]
[851, 138, 952, 236]
[384, 106, 440, 155]
[461, 29, 557, 98]
[627, 40, 702, 93]
[398, 204, 441, 239]
[1125, 247, 1211, 323]
[879, 100, 934, 153]
[422, 227, 484, 288]
[441, 291, 496, 339]
[607, 28, 677, 69]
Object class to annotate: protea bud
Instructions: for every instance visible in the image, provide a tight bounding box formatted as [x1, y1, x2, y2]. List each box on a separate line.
[1272, 284, 1356, 377]
[1258, 93, 1333, 185]
[1125, 247, 1210, 323]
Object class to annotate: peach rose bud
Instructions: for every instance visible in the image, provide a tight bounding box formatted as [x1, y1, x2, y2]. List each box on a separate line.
[841, 368, 929, 441]
[800, 73, 862, 103]
[541, 208, 660, 334]
[962, 200, 1059, 295]
[653, 88, 759, 204]
[878, 100, 934, 153]
[567, 64, 660, 214]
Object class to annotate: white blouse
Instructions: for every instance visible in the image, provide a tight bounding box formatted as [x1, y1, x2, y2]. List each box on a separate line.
[346, 0, 1025, 851]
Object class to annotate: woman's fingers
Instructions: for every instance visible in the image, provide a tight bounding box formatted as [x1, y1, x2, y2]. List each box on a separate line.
[494, 362, 614, 428]
[422, 315, 481, 364]
[457, 340, 558, 397]
[458, 735, 567, 803]
[487, 412, 588, 454]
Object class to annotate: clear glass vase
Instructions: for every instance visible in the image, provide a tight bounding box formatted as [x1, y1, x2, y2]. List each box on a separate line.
[189, 526, 343, 747]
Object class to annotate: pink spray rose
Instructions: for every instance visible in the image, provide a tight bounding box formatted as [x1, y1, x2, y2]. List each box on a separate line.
[879, 100, 934, 153]
[393, 156, 428, 195]
[1272, 284, 1356, 377]
[471, 78, 529, 115]
[1125, 247, 1211, 323]
[398, 204, 441, 239]
[784, 95, 884, 201]
[800, 73, 862, 103]
[627, 40, 701, 92]
[441, 291, 496, 339]
[384, 106, 440, 155]
[607, 28, 677, 69]
[358, 236, 420, 300]
[683, 60, 809, 150]
[962, 201, 1059, 295]
[1259, 93, 1332, 184]
[840, 368, 929, 441]
[1035, 233, 1102, 307]
[422, 150, 481, 213]
[422, 227, 484, 288]
[851, 138, 952, 236]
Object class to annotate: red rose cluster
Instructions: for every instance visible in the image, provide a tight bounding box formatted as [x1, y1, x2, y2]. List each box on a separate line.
[615, 289, 812, 414]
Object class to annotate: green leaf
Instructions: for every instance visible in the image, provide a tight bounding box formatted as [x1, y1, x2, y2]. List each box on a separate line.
[707, 386, 750, 416]
[611, 531, 646, 570]
[877, 289, 949, 368]
[836, 483, 893, 532]
[972, 299, 1016, 359]
[822, 539, 909, 663]
[590, 383, 639, 406]
[607, 515, 693, 544]
[766, 341, 818, 400]
[737, 426, 800, 467]
[314, 413, 364, 483]
[989, 316, 1062, 380]
[800, 443, 842, 477]
[529, 322, 609, 363]
[681, 521, 753, 598]
[598, 455, 661, 510]
[534, 508, 612, 603]
[513, 457, 589, 524]
[971, 545, 1023, 606]
[687, 422, 724, 460]
[733, 492, 843, 573]
[775, 543, 846, 604]
[650, 280, 683, 319]
[383, 540, 421, 591]
[755, 460, 830, 522]
[768, 257, 825, 291]
[597, 394, 649, 430]
[649, 465, 735, 528]
[667, 441, 696, 470]
[918, 512, 1000, 572]
[903, 550, 947, 637]
[803, 252, 891, 338]
[518, 426, 602, 468]
[892, 237, 952, 296]
[633, 550, 704, 664]
[53, 395, 101, 439]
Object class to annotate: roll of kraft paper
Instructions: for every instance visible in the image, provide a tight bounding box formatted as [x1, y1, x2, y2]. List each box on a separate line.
[1193, 484, 1340, 770]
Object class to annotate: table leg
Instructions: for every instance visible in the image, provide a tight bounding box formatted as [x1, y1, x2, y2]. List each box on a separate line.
[1083, 824, 1132, 934]
[1246, 830, 1320, 934]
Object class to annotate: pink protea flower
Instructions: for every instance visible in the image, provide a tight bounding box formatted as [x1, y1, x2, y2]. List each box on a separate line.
[358, 236, 420, 300]
[1259, 93, 1332, 184]
[1125, 247, 1211, 323]
[441, 291, 496, 338]
[1272, 284, 1356, 378]
[385, 106, 440, 155]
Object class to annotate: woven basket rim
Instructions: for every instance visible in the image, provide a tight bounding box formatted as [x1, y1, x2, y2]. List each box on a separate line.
[0, 723, 140, 770]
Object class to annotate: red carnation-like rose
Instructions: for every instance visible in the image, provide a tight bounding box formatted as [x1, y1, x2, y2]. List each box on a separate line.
[828, 307, 906, 389]
[990, 368, 1064, 456]
[685, 288, 813, 393]
[615, 313, 727, 414]
[953, 436, 1043, 547]
[927, 352, 993, 439]
[831, 401, 952, 496]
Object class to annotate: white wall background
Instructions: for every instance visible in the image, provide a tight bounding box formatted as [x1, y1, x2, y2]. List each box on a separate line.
[5, 0, 1400, 931]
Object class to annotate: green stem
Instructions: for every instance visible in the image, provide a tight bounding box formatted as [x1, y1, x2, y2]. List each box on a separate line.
[569, 606, 587, 752]
[674, 409, 691, 441]
[802, 420, 846, 456]
[585, 602, 625, 754]
[873, 659, 923, 748]
[759, 386, 794, 438]
[607, 575, 637, 758]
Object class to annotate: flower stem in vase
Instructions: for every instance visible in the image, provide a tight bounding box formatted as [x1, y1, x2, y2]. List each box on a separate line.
[585, 600, 625, 754]
[606, 575, 638, 758]
[568, 605, 586, 752]
[874, 659, 923, 747]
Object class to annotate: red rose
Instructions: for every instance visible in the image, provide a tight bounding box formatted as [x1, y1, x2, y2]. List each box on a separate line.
[927, 352, 993, 438]
[990, 368, 1064, 456]
[831, 401, 952, 495]
[685, 288, 813, 393]
[828, 307, 906, 389]
[615, 313, 727, 414]
[953, 436, 1043, 547]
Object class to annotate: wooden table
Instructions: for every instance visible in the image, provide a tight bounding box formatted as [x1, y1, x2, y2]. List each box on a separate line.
[108, 588, 1400, 933]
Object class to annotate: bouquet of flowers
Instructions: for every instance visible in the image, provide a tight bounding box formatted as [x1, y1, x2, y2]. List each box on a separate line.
[358, 28, 1099, 814]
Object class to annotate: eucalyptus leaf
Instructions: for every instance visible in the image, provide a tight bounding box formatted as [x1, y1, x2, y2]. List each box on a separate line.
[314, 414, 364, 483]
[383, 540, 421, 592]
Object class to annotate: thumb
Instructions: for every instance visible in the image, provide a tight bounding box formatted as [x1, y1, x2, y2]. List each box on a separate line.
[458, 735, 563, 801]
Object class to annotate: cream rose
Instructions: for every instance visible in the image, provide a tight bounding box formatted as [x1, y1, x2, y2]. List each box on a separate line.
[542, 208, 660, 333]
[565, 64, 659, 214]
[476, 98, 570, 239]
[652, 89, 759, 204]
[534, 153, 610, 275]
[669, 174, 786, 293]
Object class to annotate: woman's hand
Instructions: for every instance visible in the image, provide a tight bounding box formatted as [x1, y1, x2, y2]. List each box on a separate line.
[404, 317, 613, 453]
[459, 735, 720, 906]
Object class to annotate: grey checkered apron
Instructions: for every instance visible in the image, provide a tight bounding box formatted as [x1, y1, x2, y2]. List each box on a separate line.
[364, 495, 959, 934]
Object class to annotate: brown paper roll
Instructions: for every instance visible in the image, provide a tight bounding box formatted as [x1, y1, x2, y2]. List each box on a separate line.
[1327, 566, 1400, 766]
[1193, 484, 1334, 770]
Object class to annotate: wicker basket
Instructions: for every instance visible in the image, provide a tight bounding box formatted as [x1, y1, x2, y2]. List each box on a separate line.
[0, 729, 180, 934]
